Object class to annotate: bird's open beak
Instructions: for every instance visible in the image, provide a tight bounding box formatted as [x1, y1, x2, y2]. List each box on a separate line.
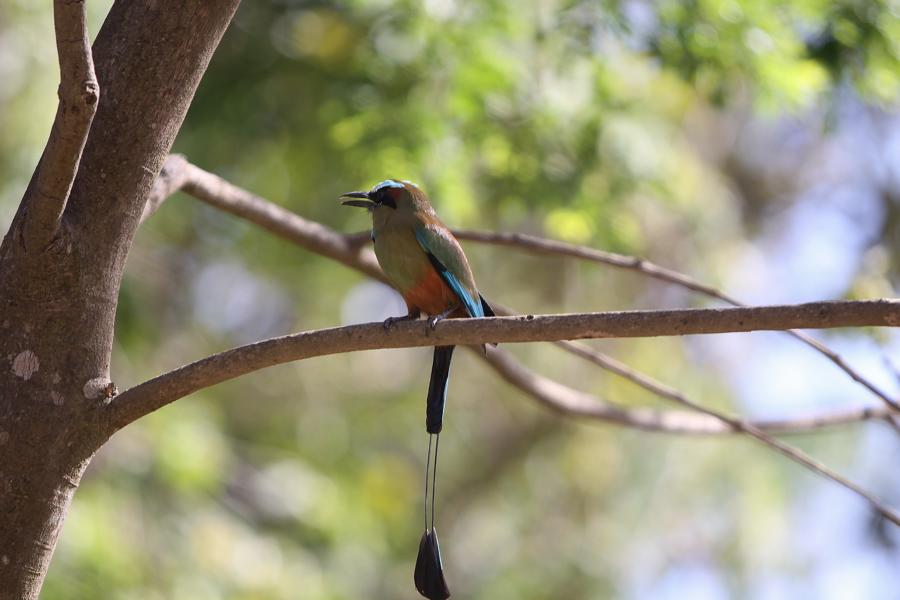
[340, 191, 375, 208]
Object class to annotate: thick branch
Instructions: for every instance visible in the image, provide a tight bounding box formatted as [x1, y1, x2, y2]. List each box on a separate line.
[0, 5, 242, 599]
[20, 0, 99, 248]
[107, 300, 898, 430]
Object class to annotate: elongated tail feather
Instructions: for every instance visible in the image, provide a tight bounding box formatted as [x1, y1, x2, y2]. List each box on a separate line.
[414, 529, 451, 600]
[426, 346, 454, 434]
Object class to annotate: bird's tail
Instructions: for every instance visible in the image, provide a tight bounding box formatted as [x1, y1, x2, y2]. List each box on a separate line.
[426, 346, 454, 434]
[417, 345, 455, 599]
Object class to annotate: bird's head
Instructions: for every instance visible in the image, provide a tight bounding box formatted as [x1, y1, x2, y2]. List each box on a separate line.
[340, 179, 427, 217]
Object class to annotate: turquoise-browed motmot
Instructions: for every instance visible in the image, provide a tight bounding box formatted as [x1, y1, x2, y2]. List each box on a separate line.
[342, 179, 494, 600]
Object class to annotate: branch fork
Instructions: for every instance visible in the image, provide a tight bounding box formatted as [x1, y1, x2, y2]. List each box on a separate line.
[21, 0, 99, 249]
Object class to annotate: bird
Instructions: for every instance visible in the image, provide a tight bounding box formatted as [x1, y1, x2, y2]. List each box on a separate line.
[342, 179, 494, 600]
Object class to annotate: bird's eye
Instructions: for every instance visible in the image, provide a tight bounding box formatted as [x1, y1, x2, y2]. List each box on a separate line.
[373, 188, 398, 209]
[369, 180, 404, 208]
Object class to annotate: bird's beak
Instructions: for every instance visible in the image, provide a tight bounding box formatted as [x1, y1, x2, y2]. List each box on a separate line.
[340, 191, 375, 208]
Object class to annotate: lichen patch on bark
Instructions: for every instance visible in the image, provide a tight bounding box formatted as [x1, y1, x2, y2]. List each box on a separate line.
[11, 351, 39, 380]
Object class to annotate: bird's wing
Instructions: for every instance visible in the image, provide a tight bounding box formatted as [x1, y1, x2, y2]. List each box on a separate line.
[479, 294, 495, 317]
[413, 224, 484, 318]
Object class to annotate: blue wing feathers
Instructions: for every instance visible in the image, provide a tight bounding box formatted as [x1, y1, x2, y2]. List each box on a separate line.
[414, 227, 483, 318]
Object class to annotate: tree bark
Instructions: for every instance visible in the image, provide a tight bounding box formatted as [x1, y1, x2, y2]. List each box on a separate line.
[0, 2, 241, 598]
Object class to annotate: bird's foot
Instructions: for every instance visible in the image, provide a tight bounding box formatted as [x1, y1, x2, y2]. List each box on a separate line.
[428, 305, 459, 329]
[383, 312, 419, 331]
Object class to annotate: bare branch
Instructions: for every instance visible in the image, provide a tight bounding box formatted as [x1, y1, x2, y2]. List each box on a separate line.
[107, 300, 898, 430]
[552, 338, 891, 427]
[693, 404, 900, 521]
[141, 157, 900, 428]
[486, 301, 894, 430]
[483, 344, 900, 525]
[479, 346, 890, 433]
[453, 230, 739, 300]
[143, 154, 192, 220]
[21, 0, 99, 248]
[482, 300, 898, 431]
[134, 158, 900, 526]
[147, 158, 898, 413]
[142, 155, 384, 280]
[453, 229, 900, 413]
[106, 308, 900, 523]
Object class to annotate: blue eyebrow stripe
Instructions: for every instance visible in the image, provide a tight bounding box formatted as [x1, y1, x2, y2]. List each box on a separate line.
[372, 180, 405, 192]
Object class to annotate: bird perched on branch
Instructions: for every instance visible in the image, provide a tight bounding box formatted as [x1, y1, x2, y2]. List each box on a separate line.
[342, 179, 494, 600]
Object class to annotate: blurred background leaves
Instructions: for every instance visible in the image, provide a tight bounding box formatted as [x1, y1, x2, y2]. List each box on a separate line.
[2, 0, 900, 598]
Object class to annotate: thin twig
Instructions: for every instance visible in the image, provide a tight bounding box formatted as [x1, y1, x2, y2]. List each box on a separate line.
[452, 229, 900, 413]
[142, 155, 383, 280]
[450, 230, 741, 301]
[483, 341, 900, 525]
[478, 346, 890, 433]
[21, 0, 99, 248]
[552, 339, 890, 429]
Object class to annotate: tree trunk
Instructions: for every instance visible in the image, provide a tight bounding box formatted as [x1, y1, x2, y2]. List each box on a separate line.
[0, 2, 241, 597]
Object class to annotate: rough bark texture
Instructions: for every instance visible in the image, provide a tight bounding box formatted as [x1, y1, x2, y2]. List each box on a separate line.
[0, 2, 241, 598]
